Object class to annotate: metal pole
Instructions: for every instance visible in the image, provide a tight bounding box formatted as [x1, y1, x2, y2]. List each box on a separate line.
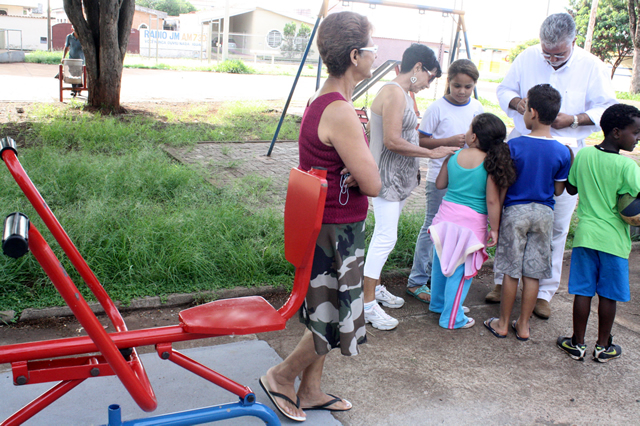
[266, 15, 321, 157]
[47, 0, 51, 51]
[316, 56, 322, 90]
[222, 0, 230, 61]
[460, 18, 477, 100]
[208, 22, 212, 63]
[155, 16, 159, 65]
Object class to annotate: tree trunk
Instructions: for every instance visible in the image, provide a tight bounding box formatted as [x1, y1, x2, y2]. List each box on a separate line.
[63, 0, 135, 112]
[631, 47, 640, 93]
[584, 0, 600, 53]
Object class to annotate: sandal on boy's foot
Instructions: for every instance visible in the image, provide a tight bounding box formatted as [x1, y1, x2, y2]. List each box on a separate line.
[302, 394, 352, 412]
[483, 317, 507, 338]
[511, 320, 529, 341]
[259, 376, 305, 422]
[556, 336, 586, 361]
[406, 284, 430, 304]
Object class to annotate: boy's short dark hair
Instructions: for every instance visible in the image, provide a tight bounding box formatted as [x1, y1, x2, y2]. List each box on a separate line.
[527, 84, 561, 125]
[600, 103, 640, 137]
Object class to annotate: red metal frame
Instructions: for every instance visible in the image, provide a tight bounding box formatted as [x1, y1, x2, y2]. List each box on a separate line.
[0, 145, 327, 425]
[58, 63, 88, 102]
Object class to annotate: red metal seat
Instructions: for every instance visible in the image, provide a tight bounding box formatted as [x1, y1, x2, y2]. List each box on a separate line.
[0, 135, 327, 426]
[179, 296, 287, 334]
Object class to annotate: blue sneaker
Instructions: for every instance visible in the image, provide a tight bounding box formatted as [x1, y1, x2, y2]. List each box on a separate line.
[593, 336, 622, 363]
[557, 336, 586, 361]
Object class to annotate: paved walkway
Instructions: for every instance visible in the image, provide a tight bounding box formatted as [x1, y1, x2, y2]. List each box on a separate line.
[164, 141, 433, 214]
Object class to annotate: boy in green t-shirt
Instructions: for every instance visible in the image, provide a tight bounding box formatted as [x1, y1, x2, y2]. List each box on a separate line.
[558, 103, 640, 362]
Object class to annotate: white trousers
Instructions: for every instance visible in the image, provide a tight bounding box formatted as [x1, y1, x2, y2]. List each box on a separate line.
[494, 190, 578, 301]
[363, 197, 406, 280]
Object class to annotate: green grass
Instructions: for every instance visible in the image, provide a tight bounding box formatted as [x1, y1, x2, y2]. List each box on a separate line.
[480, 77, 504, 84]
[0, 147, 291, 312]
[9, 101, 299, 148]
[366, 212, 426, 272]
[123, 59, 256, 74]
[25, 50, 63, 64]
[0, 102, 301, 315]
[616, 91, 640, 101]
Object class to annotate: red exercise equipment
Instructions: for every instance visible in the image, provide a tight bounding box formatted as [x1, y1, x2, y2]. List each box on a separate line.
[0, 136, 327, 425]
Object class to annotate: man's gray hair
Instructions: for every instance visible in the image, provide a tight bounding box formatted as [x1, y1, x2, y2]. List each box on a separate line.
[539, 13, 576, 47]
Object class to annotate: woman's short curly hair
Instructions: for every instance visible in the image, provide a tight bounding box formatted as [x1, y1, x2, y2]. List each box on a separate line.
[317, 11, 372, 77]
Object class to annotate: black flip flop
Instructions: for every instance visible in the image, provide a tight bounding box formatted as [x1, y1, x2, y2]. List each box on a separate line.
[303, 393, 352, 412]
[483, 317, 507, 338]
[259, 376, 305, 422]
[511, 320, 529, 341]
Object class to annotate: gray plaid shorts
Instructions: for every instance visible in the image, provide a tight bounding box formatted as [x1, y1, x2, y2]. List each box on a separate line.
[494, 203, 554, 280]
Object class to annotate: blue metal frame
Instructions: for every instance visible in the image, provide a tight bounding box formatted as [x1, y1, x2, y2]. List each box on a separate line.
[104, 394, 281, 426]
[267, 15, 321, 157]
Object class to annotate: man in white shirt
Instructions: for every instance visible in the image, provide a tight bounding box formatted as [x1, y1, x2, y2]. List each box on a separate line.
[487, 13, 617, 319]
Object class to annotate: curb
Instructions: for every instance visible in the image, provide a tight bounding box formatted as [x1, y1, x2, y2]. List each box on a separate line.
[13, 284, 286, 323]
[5, 242, 640, 324]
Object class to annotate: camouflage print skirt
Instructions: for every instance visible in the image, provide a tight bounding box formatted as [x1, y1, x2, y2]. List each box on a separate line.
[300, 220, 367, 356]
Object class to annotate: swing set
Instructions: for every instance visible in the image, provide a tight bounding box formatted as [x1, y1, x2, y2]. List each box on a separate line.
[267, 0, 476, 156]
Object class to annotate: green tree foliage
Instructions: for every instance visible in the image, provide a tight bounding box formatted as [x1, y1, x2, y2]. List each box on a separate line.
[568, 0, 632, 77]
[136, 0, 196, 16]
[281, 22, 312, 59]
[506, 39, 539, 63]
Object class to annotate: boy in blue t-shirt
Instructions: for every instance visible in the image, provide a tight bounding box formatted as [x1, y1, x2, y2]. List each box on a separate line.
[558, 103, 640, 362]
[484, 84, 572, 341]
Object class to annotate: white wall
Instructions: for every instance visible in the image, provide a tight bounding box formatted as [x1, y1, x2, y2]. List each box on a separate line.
[0, 15, 48, 50]
[139, 28, 207, 58]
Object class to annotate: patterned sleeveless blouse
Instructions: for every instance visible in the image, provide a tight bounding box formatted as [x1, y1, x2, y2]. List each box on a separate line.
[368, 81, 420, 201]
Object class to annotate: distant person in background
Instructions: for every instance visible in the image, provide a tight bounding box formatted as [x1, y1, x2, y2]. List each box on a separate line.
[62, 26, 85, 97]
[362, 43, 457, 331]
[490, 13, 617, 319]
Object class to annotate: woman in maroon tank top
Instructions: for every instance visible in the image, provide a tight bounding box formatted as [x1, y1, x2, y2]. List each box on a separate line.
[259, 11, 381, 422]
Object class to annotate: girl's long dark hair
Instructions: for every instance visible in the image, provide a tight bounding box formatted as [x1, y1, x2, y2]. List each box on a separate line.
[472, 113, 516, 188]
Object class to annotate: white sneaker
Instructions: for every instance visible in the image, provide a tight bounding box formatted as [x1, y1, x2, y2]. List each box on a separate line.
[463, 306, 470, 314]
[375, 285, 405, 309]
[365, 302, 399, 330]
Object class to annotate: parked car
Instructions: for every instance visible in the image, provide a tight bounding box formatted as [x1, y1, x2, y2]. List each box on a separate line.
[212, 37, 237, 49]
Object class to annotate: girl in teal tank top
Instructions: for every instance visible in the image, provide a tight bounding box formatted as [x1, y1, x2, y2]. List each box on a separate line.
[436, 113, 517, 233]
[442, 150, 489, 214]
[429, 113, 516, 329]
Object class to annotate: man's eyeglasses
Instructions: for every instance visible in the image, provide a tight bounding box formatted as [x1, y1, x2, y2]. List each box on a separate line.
[359, 45, 378, 54]
[541, 51, 568, 60]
